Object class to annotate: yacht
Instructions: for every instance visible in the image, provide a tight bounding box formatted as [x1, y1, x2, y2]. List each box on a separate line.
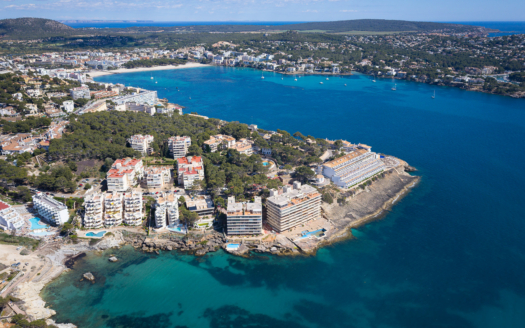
[261, 72, 265, 79]
[326, 78, 329, 80]
[344, 84, 347, 86]
[432, 90, 436, 99]
[392, 83, 397, 91]
[294, 78, 297, 81]
[320, 82, 324, 84]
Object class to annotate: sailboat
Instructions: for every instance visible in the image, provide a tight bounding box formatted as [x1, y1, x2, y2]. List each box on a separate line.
[344, 84, 347, 86]
[150, 74, 153, 80]
[432, 90, 435, 99]
[261, 71, 265, 79]
[326, 78, 329, 80]
[319, 82, 324, 84]
[372, 75, 376, 82]
[294, 78, 297, 81]
[391, 83, 397, 91]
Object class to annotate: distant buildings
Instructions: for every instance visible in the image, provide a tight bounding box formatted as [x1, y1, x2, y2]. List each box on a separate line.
[227, 196, 262, 235]
[176, 156, 204, 189]
[154, 193, 179, 229]
[123, 191, 143, 226]
[266, 182, 321, 233]
[0, 201, 25, 231]
[168, 136, 191, 159]
[322, 146, 385, 189]
[114, 90, 158, 106]
[107, 158, 144, 191]
[128, 134, 154, 155]
[32, 193, 69, 225]
[70, 86, 90, 100]
[230, 138, 254, 156]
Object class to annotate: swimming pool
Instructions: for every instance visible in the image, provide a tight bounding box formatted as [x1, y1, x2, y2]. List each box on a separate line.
[262, 162, 269, 166]
[297, 229, 327, 240]
[226, 243, 240, 250]
[86, 231, 107, 238]
[168, 226, 187, 234]
[29, 217, 49, 230]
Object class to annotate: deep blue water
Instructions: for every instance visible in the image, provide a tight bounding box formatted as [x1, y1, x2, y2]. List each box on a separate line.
[42, 68, 525, 328]
[64, 21, 306, 29]
[449, 21, 525, 36]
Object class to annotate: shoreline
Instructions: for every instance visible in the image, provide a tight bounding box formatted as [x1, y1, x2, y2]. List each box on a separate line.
[87, 62, 211, 78]
[6, 163, 419, 325]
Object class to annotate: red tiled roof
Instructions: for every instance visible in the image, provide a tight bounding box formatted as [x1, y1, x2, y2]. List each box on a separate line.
[0, 201, 9, 211]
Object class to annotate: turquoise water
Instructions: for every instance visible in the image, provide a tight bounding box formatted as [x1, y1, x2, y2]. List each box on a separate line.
[29, 217, 48, 230]
[42, 67, 525, 328]
[86, 231, 107, 238]
[262, 162, 269, 166]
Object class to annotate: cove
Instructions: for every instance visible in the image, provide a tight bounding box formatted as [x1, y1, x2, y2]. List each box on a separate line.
[41, 67, 525, 328]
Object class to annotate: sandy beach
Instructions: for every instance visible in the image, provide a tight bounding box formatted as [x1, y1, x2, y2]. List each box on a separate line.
[87, 62, 211, 78]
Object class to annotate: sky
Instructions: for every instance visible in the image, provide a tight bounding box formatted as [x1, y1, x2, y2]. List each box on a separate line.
[1, 0, 524, 22]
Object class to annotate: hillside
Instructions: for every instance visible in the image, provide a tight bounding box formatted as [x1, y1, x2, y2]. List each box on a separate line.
[0, 17, 73, 38]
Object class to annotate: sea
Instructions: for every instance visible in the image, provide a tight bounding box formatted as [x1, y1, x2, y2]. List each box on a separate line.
[42, 68, 525, 328]
[63, 21, 525, 37]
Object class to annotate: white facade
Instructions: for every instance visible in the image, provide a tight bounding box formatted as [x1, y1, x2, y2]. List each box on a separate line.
[62, 100, 74, 113]
[227, 196, 262, 235]
[176, 156, 204, 189]
[83, 193, 104, 229]
[145, 166, 171, 189]
[154, 193, 179, 229]
[128, 135, 154, 155]
[123, 191, 143, 226]
[114, 90, 158, 106]
[32, 193, 69, 225]
[70, 86, 90, 99]
[322, 148, 385, 189]
[0, 202, 25, 231]
[104, 191, 123, 227]
[168, 136, 191, 159]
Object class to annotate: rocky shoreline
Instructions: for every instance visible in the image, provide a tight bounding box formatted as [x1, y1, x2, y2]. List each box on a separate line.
[11, 163, 419, 325]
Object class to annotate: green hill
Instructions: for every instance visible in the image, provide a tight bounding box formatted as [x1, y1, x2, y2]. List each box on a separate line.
[0, 17, 73, 38]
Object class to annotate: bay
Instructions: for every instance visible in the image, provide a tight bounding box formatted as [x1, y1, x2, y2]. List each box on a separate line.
[42, 67, 525, 328]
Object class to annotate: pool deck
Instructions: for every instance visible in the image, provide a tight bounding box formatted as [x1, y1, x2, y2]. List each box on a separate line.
[78, 229, 108, 239]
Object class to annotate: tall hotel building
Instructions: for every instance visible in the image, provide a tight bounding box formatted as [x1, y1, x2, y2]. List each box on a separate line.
[322, 147, 385, 189]
[266, 182, 321, 233]
[168, 136, 192, 159]
[226, 196, 262, 235]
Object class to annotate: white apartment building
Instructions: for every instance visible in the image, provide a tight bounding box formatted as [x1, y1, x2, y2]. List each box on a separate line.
[114, 90, 158, 106]
[227, 196, 262, 235]
[266, 182, 321, 233]
[70, 86, 90, 99]
[0, 201, 25, 231]
[176, 156, 204, 189]
[145, 166, 171, 189]
[62, 100, 74, 113]
[203, 134, 236, 153]
[104, 191, 123, 227]
[322, 148, 385, 189]
[128, 135, 154, 155]
[32, 193, 69, 225]
[231, 138, 254, 156]
[123, 191, 143, 226]
[154, 193, 179, 229]
[107, 158, 144, 191]
[168, 136, 191, 159]
[83, 193, 104, 229]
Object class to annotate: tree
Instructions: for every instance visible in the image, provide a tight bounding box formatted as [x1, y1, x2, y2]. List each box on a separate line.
[67, 161, 77, 172]
[294, 166, 315, 183]
[322, 193, 334, 204]
[84, 183, 91, 190]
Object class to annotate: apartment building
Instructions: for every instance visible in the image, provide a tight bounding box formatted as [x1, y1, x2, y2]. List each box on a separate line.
[114, 90, 158, 106]
[266, 182, 321, 233]
[231, 138, 254, 156]
[70, 86, 90, 99]
[107, 158, 144, 191]
[154, 193, 179, 229]
[128, 135, 154, 155]
[203, 134, 236, 152]
[322, 148, 385, 189]
[168, 136, 191, 159]
[123, 191, 143, 226]
[0, 201, 25, 231]
[104, 191, 123, 227]
[176, 156, 204, 189]
[145, 166, 172, 189]
[32, 193, 69, 225]
[83, 193, 104, 229]
[227, 196, 262, 235]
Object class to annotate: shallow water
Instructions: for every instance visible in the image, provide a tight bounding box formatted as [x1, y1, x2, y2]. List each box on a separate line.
[41, 67, 525, 328]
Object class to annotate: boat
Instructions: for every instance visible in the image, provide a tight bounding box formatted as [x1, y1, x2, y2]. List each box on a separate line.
[372, 74, 376, 82]
[432, 90, 436, 99]
[150, 74, 153, 80]
[326, 78, 329, 80]
[372, 79, 376, 82]
[155, 81, 157, 84]
[261, 72, 265, 79]
[391, 83, 397, 91]
[189, 97, 191, 99]
[294, 78, 297, 81]
[344, 84, 347, 86]
[320, 82, 324, 84]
